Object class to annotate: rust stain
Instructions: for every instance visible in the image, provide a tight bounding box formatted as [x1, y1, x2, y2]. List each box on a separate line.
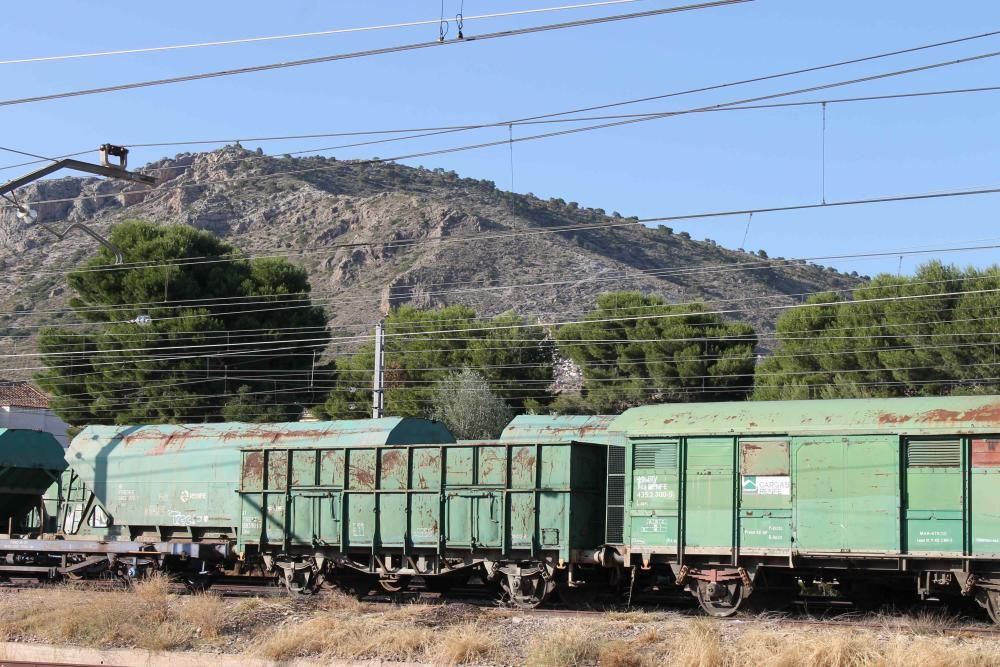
[877, 413, 913, 425]
[973, 439, 1000, 468]
[242, 451, 264, 487]
[381, 449, 408, 487]
[349, 464, 375, 489]
[146, 432, 189, 456]
[267, 452, 287, 490]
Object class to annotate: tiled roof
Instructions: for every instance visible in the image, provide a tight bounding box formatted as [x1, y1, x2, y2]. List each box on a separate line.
[0, 381, 51, 409]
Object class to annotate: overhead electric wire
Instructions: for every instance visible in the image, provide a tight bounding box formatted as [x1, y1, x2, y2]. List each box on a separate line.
[15, 358, 1000, 417]
[5, 26, 1000, 172]
[6, 80, 1000, 175]
[0, 0, 661, 65]
[4, 43, 1000, 269]
[6, 285, 1000, 367]
[2, 237, 998, 321]
[0, 1, 750, 108]
[3, 243, 1000, 344]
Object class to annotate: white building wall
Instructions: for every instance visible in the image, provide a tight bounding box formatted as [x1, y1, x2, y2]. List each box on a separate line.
[0, 406, 71, 448]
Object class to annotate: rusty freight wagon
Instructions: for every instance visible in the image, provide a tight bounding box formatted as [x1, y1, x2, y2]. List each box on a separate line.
[607, 395, 1000, 620]
[237, 415, 620, 605]
[12, 418, 453, 583]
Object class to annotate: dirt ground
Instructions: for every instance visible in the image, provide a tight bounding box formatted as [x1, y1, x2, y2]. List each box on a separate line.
[1, 580, 998, 666]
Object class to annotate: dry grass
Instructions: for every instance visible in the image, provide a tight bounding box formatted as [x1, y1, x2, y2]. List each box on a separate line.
[2, 582, 1000, 666]
[250, 610, 501, 665]
[525, 623, 603, 667]
[178, 592, 226, 640]
[0, 574, 195, 651]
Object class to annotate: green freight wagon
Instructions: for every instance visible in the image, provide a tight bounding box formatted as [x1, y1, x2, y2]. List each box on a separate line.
[28, 419, 449, 582]
[0, 429, 66, 536]
[237, 415, 619, 605]
[609, 395, 1000, 620]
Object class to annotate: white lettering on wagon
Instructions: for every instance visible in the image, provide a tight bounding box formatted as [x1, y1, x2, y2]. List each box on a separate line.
[178, 490, 207, 503]
[635, 475, 675, 500]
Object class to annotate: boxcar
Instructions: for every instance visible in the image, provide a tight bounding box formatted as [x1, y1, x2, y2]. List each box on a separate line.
[607, 395, 1000, 620]
[237, 415, 618, 604]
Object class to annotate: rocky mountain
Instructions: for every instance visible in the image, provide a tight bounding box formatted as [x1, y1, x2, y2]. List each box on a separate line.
[0, 146, 861, 379]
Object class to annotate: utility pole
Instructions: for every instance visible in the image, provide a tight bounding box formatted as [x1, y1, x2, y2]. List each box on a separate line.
[0, 144, 156, 264]
[372, 320, 385, 419]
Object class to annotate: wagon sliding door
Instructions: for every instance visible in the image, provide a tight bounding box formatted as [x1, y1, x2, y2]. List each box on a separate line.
[683, 437, 735, 551]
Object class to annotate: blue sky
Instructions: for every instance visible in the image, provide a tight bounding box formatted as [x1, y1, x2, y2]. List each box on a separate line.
[2, 0, 999, 277]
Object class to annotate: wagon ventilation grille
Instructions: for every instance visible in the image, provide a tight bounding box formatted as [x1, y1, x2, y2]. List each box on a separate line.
[633, 441, 678, 470]
[907, 439, 960, 467]
[606, 445, 626, 544]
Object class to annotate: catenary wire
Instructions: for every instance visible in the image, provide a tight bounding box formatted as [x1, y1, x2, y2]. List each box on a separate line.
[0, 1, 751, 107]
[0, 1, 659, 65]
[0, 25, 1000, 170]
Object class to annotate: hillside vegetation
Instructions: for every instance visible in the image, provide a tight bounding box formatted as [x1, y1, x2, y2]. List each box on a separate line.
[0, 146, 860, 382]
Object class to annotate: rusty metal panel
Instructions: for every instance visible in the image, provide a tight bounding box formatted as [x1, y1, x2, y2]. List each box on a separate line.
[478, 446, 506, 485]
[446, 447, 474, 486]
[347, 449, 376, 490]
[380, 448, 409, 490]
[412, 448, 442, 489]
[320, 449, 345, 487]
[740, 440, 789, 476]
[611, 395, 1000, 437]
[290, 450, 317, 487]
[510, 446, 536, 489]
[410, 492, 440, 545]
[509, 492, 535, 547]
[266, 450, 288, 491]
[973, 439, 1000, 468]
[241, 451, 264, 490]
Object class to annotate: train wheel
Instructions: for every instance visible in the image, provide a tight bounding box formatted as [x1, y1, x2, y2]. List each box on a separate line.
[695, 581, 744, 618]
[378, 575, 412, 594]
[280, 566, 323, 595]
[501, 569, 554, 609]
[977, 590, 1000, 624]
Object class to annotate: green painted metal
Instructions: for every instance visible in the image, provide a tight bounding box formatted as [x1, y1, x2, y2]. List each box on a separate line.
[793, 436, 899, 553]
[612, 395, 1000, 436]
[905, 438, 963, 553]
[0, 429, 67, 533]
[683, 437, 734, 549]
[68, 418, 454, 535]
[971, 438, 1000, 556]
[626, 439, 679, 550]
[501, 415, 624, 445]
[237, 438, 607, 562]
[615, 399, 1000, 559]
